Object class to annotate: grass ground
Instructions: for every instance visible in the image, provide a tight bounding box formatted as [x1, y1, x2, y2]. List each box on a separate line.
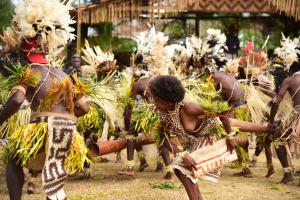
[1, 145, 300, 200]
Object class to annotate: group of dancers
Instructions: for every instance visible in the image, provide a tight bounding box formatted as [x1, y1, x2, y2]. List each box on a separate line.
[0, 0, 300, 200]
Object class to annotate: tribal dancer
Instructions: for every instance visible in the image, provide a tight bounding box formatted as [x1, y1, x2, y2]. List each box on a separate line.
[118, 27, 173, 178]
[268, 35, 300, 184]
[233, 42, 275, 178]
[148, 75, 237, 200]
[78, 40, 122, 178]
[0, 1, 90, 199]
[185, 29, 254, 177]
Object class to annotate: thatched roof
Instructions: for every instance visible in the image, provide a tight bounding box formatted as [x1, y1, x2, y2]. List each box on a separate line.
[266, 0, 300, 21]
[78, 0, 298, 24]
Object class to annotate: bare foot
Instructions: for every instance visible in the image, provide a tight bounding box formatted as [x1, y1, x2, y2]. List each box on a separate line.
[265, 166, 275, 178]
[138, 159, 149, 172]
[279, 173, 294, 184]
[117, 168, 135, 176]
[163, 171, 174, 180]
[233, 168, 253, 178]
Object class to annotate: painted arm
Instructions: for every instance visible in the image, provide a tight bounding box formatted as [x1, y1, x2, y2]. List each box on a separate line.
[269, 78, 289, 124]
[0, 89, 25, 124]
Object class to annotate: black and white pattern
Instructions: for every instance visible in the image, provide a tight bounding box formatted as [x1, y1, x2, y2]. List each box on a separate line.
[42, 116, 76, 200]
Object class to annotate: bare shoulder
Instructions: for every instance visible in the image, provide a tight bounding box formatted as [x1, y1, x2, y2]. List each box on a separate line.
[132, 78, 149, 94]
[281, 76, 291, 86]
[182, 101, 204, 115]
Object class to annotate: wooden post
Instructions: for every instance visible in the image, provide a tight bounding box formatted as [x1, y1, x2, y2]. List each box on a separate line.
[195, 14, 200, 36]
[76, 0, 81, 55]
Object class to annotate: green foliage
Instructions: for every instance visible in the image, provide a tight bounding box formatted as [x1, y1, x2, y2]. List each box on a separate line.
[163, 20, 186, 40]
[132, 106, 160, 135]
[235, 106, 251, 122]
[111, 37, 137, 52]
[208, 125, 227, 138]
[77, 104, 105, 136]
[85, 23, 113, 52]
[185, 76, 230, 114]
[239, 28, 265, 51]
[0, 0, 14, 33]
[0, 64, 40, 91]
[8, 122, 48, 166]
[150, 182, 181, 190]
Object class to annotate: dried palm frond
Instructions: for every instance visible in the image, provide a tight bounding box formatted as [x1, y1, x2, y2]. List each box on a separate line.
[243, 83, 272, 124]
[276, 93, 293, 128]
[38, 78, 74, 113]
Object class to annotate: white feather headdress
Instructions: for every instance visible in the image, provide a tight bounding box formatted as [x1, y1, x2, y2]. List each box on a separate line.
[82, 40, 115, 69]
[274, 34, 300, 71]
[81, 40, 117, 78]
[186, 29, 228, 73]
[133, 26, 170, 77]
[11, 0, 75, 51]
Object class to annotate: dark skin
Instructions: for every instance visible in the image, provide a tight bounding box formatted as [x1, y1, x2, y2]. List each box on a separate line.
[152, 95, 234, 200]
[269, 69, 300, 183]
[211, 71, 256, 176]
[211, 71, 245, 106]
[1, 62, 89, 200]
[210, 71, 243, 145]
[123, 78, 149, 163]
[121, 77, 172, 175]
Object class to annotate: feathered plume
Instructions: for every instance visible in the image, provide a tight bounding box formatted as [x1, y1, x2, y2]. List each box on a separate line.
[165, 44, 191, 74]
[81, 40, 118, 79]
[133, 26, 170, 77]
[186, 29, 228, 73]
[274, 33, 300, 71]
[11, 0, 75, 51]
[47, 47, 65, 68]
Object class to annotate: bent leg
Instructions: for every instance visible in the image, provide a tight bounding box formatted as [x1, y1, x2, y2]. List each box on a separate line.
[174, 169, 203, 200]
[160, 146, 173, 179]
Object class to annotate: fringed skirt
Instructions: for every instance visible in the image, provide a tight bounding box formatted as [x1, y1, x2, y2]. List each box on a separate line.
[281, 106, 300, 159]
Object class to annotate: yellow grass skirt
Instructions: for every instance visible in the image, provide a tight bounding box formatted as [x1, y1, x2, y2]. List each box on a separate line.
[7, 122, 92, 174]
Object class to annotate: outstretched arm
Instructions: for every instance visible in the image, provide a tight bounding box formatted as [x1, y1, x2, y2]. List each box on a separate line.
[269, 78, 289, 124]
[0, 89, 25, 124]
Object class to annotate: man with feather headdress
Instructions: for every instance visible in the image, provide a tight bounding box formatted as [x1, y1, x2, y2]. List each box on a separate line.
[269, 34, 300, 184]
[0, 0, 90, 199]
[117, 26, 174, 179]
[185, 29, 256, 177]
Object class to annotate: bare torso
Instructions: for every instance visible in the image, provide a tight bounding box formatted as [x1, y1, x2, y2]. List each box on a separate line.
[286, 74, 300, 106]
[178, 101, 208, 137]
[27, 64, 72, 114]
[212, 71, 245, 105]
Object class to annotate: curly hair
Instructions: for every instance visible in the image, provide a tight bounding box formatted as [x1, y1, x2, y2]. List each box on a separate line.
[149, 75, 185, 103]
